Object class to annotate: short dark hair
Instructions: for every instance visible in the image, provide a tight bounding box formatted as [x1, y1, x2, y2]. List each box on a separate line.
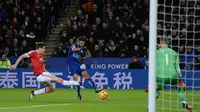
[132, 56, 137, 59]
[78, 37, 86, 42]
[35, 42, 46, 49]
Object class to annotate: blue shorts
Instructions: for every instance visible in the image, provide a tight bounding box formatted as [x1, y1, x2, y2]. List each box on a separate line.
[68, 64, 85, 76]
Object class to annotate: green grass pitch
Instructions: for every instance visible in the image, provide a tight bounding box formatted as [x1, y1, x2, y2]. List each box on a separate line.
[0, 89, 199, 112]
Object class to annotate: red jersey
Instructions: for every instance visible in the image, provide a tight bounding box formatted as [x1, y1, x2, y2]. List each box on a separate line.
[26, 50, 46, 76]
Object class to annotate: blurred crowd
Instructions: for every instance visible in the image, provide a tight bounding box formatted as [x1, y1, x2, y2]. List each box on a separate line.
[52, 0, 200, 70]
[0, 0, 70, 57]
[53, 0, 150, 58]
[0, 0, 71, 68]
[156, 0, 200, 69]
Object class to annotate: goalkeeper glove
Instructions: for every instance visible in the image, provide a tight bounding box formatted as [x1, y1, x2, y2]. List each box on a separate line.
[179, 80, 186, 91]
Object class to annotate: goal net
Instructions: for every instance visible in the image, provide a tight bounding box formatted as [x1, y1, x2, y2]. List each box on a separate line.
[152, 0, 200, 112]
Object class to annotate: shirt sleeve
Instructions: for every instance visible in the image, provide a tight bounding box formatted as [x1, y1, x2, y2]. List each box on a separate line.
[175, 53, 182, 78]
[70, 44, 77, 50]
[26, 51, 35, 58]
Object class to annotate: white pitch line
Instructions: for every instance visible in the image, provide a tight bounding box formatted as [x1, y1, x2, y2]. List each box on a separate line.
[0, 103, 190, 110]
[0, 103, 70, 110]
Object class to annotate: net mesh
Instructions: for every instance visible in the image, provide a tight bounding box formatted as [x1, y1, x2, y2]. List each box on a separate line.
[157, 0, 200, 111]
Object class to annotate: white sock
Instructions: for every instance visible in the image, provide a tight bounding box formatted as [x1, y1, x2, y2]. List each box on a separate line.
[62, 80, 79, 86]
[34, 88, 46, 96]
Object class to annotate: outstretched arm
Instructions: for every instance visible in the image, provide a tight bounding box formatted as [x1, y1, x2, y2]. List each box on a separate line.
[175, 54, 186, 90]
[175, 55, 183, 81]
[176, 55, 182, 78]
[39, 58, 46, 63]
[72, 47, 81, 51]
[71, 45, 86, 52]
[10, 53, 28, 70]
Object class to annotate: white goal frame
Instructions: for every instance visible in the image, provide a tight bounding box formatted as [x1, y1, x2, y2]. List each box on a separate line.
[148, 0, 158, 112]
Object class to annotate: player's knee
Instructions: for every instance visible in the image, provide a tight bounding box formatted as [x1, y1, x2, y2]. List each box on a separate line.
[73, 74, 80, 81]
[37, 75, 51, 83]
[81, 71, 90, 79]
[52, 77, 63, 83]
[45, 87, 54, 93]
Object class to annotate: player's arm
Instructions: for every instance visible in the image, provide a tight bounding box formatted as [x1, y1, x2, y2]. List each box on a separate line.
[39, 58, 46, 64]
[80, 52, 87, 62]
[80, 49, 85, 63]
[80, 56, 84, 63]
[175, 54, 182, 79]
[71, 45, 81, 51]
[80, 49, 87, 70]
[175, 54, 186, 90]
[81, 48, 90, 60]
[71, 44, 86, 52]
[9, 53, 29, 70]
[72, 47, 81, 51]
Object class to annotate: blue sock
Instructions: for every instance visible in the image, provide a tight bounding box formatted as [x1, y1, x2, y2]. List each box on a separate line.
[87, 78, 96, 89]
[76, 85, 81, 96]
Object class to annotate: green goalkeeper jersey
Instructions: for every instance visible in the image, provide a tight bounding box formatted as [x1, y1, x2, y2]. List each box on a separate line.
[156, 46, 181, 79]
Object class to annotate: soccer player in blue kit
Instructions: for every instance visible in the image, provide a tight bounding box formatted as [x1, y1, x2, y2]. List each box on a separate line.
[67, 37, 103, 100]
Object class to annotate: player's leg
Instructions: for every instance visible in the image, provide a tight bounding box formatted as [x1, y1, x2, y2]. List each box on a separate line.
[81, 71, 103, 93]
[72, 74, 82, 100]
[68, 65, 82, 100]
[145, 78, 164, 99]
[41, 72, 80, 86]
[155, 78, 165, 99]
[29, 75, 54, 101]
[30, 84, 54, 101]
[34, 83, 54, 95]
[171, 79, 193, 110]
[146, 78, 164, 111]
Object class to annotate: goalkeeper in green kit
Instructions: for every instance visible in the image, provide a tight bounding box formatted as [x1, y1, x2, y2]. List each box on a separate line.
[145, 37, 193, 111]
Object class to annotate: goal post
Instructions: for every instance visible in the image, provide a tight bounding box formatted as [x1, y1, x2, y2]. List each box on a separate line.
[148, 0, 158, 112]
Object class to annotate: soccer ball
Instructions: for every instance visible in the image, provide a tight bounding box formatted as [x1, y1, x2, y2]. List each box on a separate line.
[98, 90, 108, 100]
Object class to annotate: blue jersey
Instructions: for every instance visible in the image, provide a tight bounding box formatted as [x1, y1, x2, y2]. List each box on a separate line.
[67, 43, 85, 75]
[67, 43, 84, 65]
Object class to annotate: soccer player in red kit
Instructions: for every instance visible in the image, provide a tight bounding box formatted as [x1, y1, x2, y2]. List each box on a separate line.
[10, 42, 80, 101]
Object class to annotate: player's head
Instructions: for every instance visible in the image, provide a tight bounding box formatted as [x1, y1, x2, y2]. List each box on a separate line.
[159, 35, 169, 45]
[36, 42, 46, 54]
[76, 37, 85, 48]
[1, 54, 6, 61]
[132, 56, 138, 62]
